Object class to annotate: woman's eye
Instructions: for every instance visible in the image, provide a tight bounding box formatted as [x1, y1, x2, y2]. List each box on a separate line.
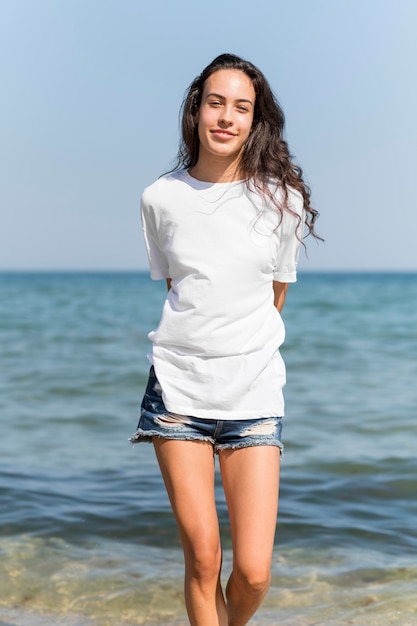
[209, 100, 221, 107]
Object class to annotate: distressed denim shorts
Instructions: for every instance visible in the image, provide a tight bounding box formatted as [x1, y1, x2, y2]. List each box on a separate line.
[129, 367, 284, 454]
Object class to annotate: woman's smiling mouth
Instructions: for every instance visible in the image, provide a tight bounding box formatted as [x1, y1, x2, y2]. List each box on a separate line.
[211, 130, 236, 139]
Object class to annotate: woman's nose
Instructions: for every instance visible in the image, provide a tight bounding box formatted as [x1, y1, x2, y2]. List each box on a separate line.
[218, 107, 233, 126]
[218, 116, 233, 127]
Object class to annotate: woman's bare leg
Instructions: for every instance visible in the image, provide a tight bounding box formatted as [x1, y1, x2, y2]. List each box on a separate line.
[219, 445, 280, 626]
[153, 438, 228, 626]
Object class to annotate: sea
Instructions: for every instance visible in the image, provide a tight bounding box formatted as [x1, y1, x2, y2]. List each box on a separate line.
[1, 271, 416, 626]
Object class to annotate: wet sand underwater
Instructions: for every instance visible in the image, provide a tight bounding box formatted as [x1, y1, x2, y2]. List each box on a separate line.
[1, 535, 416, 624]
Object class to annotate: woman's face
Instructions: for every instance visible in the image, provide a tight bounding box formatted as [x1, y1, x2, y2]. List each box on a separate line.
[195, 69, 255, 165]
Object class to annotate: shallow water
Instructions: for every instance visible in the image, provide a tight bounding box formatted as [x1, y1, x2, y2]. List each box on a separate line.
[1, 271, 417, 624]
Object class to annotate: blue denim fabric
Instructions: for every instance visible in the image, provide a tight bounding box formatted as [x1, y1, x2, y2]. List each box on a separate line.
[129, 367, 283, 454]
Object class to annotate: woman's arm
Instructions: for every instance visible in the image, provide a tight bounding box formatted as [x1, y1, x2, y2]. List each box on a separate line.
[273, 281, 289, 313]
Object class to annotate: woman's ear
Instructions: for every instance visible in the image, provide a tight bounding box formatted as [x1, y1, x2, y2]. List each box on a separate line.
[194, 110, 199, 125]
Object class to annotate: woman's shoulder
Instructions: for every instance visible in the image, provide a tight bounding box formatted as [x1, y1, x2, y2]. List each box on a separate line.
[266, 178, 302, 202]
[250, 179, 303, 216]
[142, 170, 188, 203]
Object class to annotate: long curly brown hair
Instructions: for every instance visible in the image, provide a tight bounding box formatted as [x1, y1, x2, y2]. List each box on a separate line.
[174, 53, 321, 240]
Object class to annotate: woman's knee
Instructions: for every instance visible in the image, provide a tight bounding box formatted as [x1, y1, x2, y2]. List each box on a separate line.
[232, 563, 271, 596]
[184, 542, 223, 583]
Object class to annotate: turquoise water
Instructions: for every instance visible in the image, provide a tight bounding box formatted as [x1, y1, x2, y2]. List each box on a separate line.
[1, 271, 417, 625]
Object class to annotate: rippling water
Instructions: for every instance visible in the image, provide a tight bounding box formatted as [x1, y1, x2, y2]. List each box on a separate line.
[1, 271, 417, 625]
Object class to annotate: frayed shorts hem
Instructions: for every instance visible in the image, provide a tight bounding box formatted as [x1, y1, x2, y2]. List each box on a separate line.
[129, 428, 283, 455]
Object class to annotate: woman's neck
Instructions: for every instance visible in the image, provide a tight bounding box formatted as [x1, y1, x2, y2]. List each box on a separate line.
[189, 155, 245, 183]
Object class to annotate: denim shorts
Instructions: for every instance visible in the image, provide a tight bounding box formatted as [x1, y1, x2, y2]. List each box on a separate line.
[129, 367, 283, 454]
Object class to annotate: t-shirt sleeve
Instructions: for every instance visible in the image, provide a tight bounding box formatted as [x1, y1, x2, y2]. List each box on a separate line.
[273, 191, 304, 283]
[141, 193, 170, 280]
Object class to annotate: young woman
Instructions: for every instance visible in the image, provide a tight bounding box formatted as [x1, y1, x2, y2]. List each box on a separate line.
[130, 53, 320, 626]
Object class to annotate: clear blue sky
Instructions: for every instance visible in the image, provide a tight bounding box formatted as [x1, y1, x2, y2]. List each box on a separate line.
[1, 0, 416, 271]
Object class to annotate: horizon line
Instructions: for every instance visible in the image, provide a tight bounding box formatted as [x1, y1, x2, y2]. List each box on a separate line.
[1, 268, 416, 275]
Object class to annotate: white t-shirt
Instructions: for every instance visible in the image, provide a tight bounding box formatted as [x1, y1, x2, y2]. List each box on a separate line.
[141, 169, 303, 420]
